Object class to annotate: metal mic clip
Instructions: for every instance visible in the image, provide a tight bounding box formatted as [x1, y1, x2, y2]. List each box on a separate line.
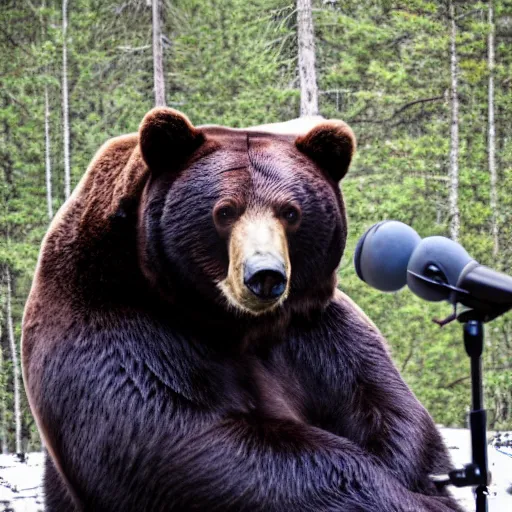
[432, 309, 457, 327]
[406, 269, 471, 327]
[406, 269, 470, 297]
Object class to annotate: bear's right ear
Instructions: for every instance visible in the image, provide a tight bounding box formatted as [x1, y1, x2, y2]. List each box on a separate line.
[139, 107, 204, 173]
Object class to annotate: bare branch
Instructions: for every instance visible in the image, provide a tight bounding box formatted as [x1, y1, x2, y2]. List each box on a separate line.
[349, 170, 449, 182]
[117, 45, 151, 52]
[456, 8, 484, 21]
[349, 94, 446, 125]
[0, 25, 33, 56]
[447, 365, 512, 389]
[446, 376, 471, 389]
[3, 91, 31, 117]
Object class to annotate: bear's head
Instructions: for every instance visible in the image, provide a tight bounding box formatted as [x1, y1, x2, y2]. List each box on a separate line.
[137, 107, 356, 317]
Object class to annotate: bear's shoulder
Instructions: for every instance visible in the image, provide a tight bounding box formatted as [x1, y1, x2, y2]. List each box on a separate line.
[318, 289, 391, 354]
[85, 132, 140, 184]
[332, 288, 381, 333]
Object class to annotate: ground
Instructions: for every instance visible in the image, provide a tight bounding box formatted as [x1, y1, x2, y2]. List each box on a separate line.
[0, 429, 510, 512]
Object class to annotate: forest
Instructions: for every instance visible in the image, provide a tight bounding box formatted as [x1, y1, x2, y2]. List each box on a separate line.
[1, 0, 511, 455]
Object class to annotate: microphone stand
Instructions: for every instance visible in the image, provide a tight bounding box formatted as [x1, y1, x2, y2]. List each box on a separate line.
[406, 271, 510, 512]
[430, 310, 492, 512]
[463, 319, 489, 512]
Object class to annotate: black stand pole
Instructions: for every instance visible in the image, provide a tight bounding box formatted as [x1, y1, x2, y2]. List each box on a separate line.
[463, 320, 489, 512]
[430, 318, 491, 512]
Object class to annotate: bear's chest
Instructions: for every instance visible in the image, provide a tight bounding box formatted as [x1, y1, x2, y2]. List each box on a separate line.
[250, 362, 305, 423]
[219, 349, 307, 425]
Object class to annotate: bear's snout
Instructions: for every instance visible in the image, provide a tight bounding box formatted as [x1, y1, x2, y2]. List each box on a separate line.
[244, 254, 287, 300]
[218, 210, 291, 315]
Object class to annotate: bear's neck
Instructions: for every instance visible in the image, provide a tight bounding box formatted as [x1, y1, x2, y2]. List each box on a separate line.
[149, 290, 291, 352]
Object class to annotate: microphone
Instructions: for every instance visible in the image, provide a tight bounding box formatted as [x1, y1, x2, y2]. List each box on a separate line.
[354, 220, 512, 320]
[354, 220, 421, 292]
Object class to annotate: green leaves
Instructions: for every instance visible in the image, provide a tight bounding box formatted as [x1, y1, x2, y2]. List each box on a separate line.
[1, 0, 512, 456]
[323, 0, 512, 429]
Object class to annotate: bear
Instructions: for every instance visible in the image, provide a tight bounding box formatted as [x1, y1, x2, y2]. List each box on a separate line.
[21, 107, 463, 512]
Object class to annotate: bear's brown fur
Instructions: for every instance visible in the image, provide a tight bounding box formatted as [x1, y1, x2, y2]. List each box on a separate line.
[22, 108, 462, 511]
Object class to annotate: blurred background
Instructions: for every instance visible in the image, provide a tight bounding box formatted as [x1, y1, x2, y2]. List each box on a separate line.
[0, 0, 511, 458]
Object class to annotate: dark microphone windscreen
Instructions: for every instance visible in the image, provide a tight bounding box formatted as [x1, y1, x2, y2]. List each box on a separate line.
[354, 220, 421, 292]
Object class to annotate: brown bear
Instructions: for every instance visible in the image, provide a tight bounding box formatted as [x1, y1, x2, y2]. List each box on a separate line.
[21, 107, 462, 512]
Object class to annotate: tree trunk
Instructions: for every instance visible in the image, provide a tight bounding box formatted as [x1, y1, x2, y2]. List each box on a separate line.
[0, 315, 7, 454]
[152, 0, 166, 106]
[62, 0, 71, 199]
[45, 84, 53, 220]
[296, 0, 319, 116]
[0, 352, 7, 454]
[488, 0, 498, 256]
[449, 0, 460, 242]
[5, 268, 22, 455]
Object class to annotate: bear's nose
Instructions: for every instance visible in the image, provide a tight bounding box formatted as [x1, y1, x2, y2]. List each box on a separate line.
[244, 255, 287, 300]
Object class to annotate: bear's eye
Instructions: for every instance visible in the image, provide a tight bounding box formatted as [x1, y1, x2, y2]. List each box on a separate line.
[217, 205, 237, 221]
[281, 206, 300, 226]
[214, 203, 239, 230]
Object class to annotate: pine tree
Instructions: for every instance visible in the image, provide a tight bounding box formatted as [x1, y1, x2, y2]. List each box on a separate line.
[62, 0, 71, 199]
[1, 0, 512, 450]
[448, 0, 460, 242]
[488, 0, 498, 256]
[4, 267, 22, 455]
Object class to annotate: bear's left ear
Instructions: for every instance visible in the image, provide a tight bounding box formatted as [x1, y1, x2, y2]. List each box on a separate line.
[139, 107, 205, 173]
[295, 120, 356, 182]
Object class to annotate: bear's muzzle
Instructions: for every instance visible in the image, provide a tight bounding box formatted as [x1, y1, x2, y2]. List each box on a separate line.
[218, 210, 291, 315]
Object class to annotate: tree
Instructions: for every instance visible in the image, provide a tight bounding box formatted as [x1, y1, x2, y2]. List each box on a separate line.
[41, 0, 53, 220]
[1, 0, 512, 450]
[152, 0, 166, 106]
[0, 349, 6, 454]
[4, 267, 22, 455]
[62, 0, 71, 199]
[488, 0, 498, 256]
[448, 0, 460, 242]
[45, 84, 53, 220]
[0, 293, 7, 454]
[296, 0, 318, 116]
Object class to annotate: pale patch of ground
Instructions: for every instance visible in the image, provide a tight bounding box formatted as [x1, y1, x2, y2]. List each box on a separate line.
[439, 428, 512, 512]
[0, 429, 510, 511]
[0, 452, 44, 512]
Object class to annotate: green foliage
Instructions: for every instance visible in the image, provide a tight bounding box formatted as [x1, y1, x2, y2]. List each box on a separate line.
[0, 0, 511, 454]
[316, 0, 512, 430]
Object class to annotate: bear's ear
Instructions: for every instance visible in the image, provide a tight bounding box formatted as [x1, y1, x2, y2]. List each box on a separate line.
[295, 120, 356, 182]
[139, 107, 204, 173]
